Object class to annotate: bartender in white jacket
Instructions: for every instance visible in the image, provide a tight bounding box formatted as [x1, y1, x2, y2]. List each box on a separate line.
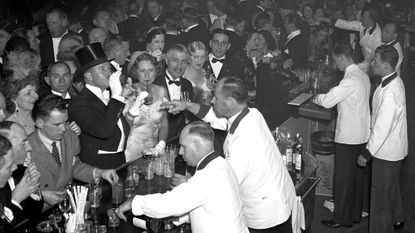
[162, 77, 297, 233]
[381, 22, 403, 76]
[116, 121, 248, 233]
[313, 41, 371, 228]
[358, 45, 408, 233]
[333, 8, 382, 73]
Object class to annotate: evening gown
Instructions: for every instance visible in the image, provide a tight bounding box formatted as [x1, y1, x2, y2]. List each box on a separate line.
[124, 92, 167, 162]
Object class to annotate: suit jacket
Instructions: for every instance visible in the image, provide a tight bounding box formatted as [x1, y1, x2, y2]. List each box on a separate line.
[281, 33, 308, 68]
[203, 55, 243, 81]
[142, 12, 166, 31]
[79, 29, 89, 45]
[179, 24, 211, 48]
[118, 15, 144, 41]
[68, 87, 130, 169]
[0, 165, 43, 229]
[154, 74, 193, 143]
[38, 30, 79, 69]
[29, 130, 95, 192]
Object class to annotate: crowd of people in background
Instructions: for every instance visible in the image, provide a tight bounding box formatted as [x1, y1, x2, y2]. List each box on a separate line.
[0, 0, 412, 232]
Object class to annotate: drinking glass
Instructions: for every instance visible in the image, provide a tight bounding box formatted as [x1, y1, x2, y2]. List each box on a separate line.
[111, 181, 125, 205]
[93, 225, 107, 233]
[106, 208, 120, 229]
[89, 184, 101, 208]
[58, 194, 71, 213]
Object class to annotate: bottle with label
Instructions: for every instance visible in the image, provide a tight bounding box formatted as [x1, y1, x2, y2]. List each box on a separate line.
[275, 127, 286, 164]
[295, 135, 304, 172]
[285, 133, 293, 166]
[124, 166, 135, 199]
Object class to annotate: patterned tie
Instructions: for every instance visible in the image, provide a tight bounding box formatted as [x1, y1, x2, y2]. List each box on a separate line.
[51, 141, 61, 167]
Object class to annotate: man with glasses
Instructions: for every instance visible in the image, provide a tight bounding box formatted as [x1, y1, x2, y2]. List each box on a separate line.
[42, 62, 78, 102]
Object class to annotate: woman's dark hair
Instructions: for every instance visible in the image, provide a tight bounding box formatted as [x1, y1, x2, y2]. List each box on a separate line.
[144, 27, 166, 45]
[258, 30, 276, 50]
[2, 72, 39, 102]
[129, 53, 157, 82]
[5, 36, 30, 54]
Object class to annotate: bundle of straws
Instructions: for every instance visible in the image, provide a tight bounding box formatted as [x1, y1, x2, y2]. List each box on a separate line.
[64, 185, 89, 233]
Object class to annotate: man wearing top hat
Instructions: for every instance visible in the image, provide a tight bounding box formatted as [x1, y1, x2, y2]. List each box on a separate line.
[68, 42, 131, 169]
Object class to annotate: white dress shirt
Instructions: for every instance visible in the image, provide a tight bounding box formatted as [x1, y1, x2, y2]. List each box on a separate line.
[199, 107, 296, 228]
[85, 84, 126, 154]
[366, 73, 408, 161]
[165, 71, 181, 100]
[335, 20, 382, 73]
[132, 154, 248, 233]
[315, 64, 371, 144]
[209, 53, 225, 78]
[385, 40, 403, 76]
[52, 30, 68, 61]
[51, 90, 70, 99]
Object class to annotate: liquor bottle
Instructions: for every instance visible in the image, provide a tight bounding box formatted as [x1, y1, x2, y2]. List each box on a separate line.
[175, 155, 187, 176]
[294, 135, 304, 172]
[285, 133, 294, 166]
[143, 82, 153, 105]
[124, 166, 135, 199]
[275, 127, 286, 165]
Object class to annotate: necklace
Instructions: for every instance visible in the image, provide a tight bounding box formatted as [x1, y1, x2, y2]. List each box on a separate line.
[13, 109, 35, 134]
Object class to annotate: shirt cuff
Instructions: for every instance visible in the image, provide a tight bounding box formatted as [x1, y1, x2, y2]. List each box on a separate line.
[11, 199, 23, 210]
[195, 105, 211, 119]
[131, 195, 145, 216]
[112, 95, 126, 103]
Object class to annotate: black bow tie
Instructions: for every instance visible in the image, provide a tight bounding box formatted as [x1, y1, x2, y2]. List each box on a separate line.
[212, 58, 225, 63]
[167, 78, 181, 86]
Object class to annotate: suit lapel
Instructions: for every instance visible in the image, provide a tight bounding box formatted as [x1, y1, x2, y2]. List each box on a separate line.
[217, 58, 231, 80]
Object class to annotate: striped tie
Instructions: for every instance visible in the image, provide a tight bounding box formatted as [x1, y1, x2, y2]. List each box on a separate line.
[51, 141, 61, 167]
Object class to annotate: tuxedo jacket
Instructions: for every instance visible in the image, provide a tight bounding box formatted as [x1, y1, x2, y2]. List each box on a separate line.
[179, 24, 210, 48]
[28, 130, 95, 192]
[281, 33, 308, 68]
[142, 12, 166, 31]
[0, 165, 43, 228]
[203, 56, 243, 81]
[68, 88, 130, 169]
[38, 30, 79, 69]
[153, 74, 193, 144]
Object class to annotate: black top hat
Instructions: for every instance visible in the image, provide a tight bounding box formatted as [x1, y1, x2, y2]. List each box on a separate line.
[75, 42, 113, 75]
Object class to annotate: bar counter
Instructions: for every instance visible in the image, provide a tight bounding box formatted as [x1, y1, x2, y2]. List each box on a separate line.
[16, 149, 318, 233]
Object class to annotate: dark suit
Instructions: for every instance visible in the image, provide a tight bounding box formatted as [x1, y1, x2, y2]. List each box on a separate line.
[281, 33, 308, 68]
[118, 15, 144, 41]
[164, 33, 181, 53]
[153, 74, 193, 144]
[203, 55, 243, 81]
[0, 165, 43, 231]
[29, 130, 95, 192]
[68, 87, 130, 169]
[179, 24, 211, 48]
[142, 12, 166, 31]
[78, 29, 89, 45]
[38, 30, 80, 69]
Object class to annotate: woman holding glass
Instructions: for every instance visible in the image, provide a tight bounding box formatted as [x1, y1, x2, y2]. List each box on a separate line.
[183, 41, 213, 105]
[124, 53, 169, 162]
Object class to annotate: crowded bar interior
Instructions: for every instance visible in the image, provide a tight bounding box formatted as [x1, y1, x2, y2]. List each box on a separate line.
[0, 0, 413, 232]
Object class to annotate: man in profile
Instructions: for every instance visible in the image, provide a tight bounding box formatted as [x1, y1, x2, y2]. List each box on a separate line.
[116, 121, 248, 233]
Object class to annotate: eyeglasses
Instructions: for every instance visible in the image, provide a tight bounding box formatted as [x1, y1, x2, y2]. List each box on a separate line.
[49, 73, 72, 79]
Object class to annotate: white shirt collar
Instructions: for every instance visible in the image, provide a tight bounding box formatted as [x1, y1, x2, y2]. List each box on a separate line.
[256, 5, 265, 11]
[111, 60, 122, 71]
[184, 23, 199, 33]
[287, 29, 301, 41]
[38, 130, 56, 147]
[166, 31, 179, 36]
[225, 27, 236, 32]
[51, 90, 70, 99]
[209, 53, 226, 60]
[85, 84, 110, 104]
